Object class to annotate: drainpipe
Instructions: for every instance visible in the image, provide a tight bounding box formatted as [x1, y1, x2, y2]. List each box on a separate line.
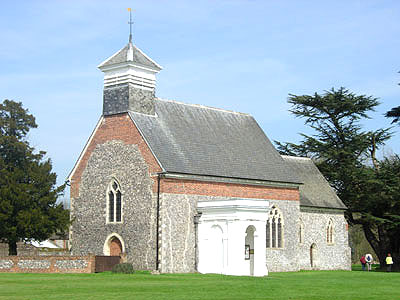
[194, 212, 202, 271]
[156, 173, 161, 271]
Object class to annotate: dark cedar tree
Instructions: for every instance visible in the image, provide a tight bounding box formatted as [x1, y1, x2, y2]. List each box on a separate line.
[276, 88, 399, 269]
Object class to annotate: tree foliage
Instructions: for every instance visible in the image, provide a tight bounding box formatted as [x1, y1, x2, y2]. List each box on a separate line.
[0, 99, 69, 255]
[357, 155, 400, 265]
[384, 73, 400, 125]
[385, 106, 400, 124]
[276, 87, 399, 268]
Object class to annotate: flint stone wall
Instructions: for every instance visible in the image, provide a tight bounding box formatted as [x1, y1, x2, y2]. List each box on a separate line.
[0, 256, 95, 273]
[18, 260, 51, 269]
[103, 83, 155, 115]
[54, 259, 88, 269]
[0, 260, 13, 269]
[265, 200, 300, 272]
[298, 207, 351, 270]
[70, 140, 157, 270]
[160, 193, 196, 273]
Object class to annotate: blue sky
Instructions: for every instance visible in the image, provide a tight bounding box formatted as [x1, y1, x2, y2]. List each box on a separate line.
[1, 0, 399, 199]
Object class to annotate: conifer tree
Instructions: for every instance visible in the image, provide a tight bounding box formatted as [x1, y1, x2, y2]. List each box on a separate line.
[276, 87, 399, 268]
[385, 73, 400, 125]
[385, 106, 400, 124]
[0, 100, 69, 255]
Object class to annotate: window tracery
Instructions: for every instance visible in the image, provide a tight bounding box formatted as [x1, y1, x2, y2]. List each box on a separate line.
[326, 219, 334, 244]
[107, 179, 122, 223]
[266, 206, 284, 248]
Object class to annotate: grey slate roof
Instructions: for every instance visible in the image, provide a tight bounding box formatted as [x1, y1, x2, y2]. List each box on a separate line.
[129, 99, 301, 184]
[282, 156, 347, 209]
[98, 42, 162, 70]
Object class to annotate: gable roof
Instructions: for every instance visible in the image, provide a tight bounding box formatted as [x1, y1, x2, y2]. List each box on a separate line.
[129, 99, 301, 184]
[281, 156, 347, 210]
[98, 42, 162, 71]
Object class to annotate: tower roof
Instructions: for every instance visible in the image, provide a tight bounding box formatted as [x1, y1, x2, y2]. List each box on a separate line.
[98, 42, 162, 71]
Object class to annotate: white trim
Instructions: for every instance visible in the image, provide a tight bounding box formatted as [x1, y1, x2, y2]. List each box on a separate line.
[103, 233, 126, 256]
[67, 116, 104, 182]
[99, 61, 161, 73]
[198, 199, 269, 221]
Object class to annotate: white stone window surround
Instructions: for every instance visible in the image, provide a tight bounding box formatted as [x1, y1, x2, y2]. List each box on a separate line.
[326, 219, 334, 245]
[106, 178, 123, 224]
[266, 206, 284, 249]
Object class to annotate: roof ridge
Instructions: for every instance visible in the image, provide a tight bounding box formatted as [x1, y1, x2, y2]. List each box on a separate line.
[155, 97, 250, 116]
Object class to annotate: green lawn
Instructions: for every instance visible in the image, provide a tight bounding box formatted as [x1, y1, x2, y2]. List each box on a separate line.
[0, 268, 399, 300]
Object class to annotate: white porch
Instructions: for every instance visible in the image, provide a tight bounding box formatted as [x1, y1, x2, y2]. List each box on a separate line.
[197, 198, 269, 276]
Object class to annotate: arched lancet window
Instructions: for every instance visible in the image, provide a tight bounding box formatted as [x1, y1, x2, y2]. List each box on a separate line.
[107, 179, 122, 223]
[326, 219, 334, 244]
[299, 219, 304, 244]
[266, 206, 284, 248]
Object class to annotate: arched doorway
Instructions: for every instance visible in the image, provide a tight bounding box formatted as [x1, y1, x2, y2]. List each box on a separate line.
[103, 233, 125, 256]
[110, 237, 122, 256]
[310, 243, 317, 268]
[210, 225, 224, 274]
[245, 225, 256, 276]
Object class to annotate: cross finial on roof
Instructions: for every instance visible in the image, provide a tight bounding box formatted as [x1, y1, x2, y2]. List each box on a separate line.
[127, 8, 134, 43]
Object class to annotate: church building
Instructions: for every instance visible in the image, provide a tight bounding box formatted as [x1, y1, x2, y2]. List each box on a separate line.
[68, 36, 351, 276]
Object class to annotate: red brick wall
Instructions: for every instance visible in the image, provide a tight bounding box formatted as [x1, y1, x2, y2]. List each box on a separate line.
[70, 113, 162, 198]
[160, 178, 299, 201]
